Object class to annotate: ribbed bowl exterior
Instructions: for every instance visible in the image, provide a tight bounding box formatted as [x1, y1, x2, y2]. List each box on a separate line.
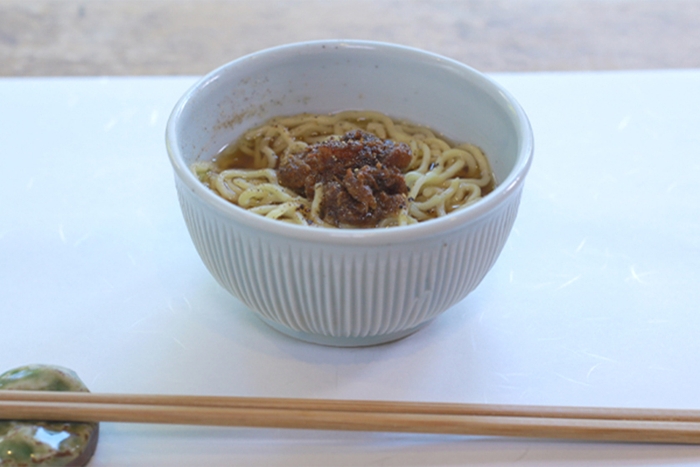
[176, 177, 523, 344]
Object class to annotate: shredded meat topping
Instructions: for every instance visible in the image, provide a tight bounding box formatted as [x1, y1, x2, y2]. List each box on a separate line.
[278, 130, 412, 227]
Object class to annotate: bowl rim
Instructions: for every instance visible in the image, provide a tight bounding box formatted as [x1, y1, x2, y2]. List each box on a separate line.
[166, 39, 534, 246]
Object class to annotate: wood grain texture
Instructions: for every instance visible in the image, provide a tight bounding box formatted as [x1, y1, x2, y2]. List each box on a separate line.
[4, 391, 700, 444]
[1, 0, 699, 76]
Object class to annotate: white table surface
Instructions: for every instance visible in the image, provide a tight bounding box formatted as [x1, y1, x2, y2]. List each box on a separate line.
[1, 69, 700, 466]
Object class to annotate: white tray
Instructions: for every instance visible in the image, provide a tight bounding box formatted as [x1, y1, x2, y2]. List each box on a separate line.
[2, 70, 700, 466]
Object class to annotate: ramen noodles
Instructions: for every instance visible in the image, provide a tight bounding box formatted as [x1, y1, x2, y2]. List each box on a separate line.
[192, 110, 495, 228]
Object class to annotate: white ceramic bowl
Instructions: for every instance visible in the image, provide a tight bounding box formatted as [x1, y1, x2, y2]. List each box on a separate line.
[166, 40, 533, 346]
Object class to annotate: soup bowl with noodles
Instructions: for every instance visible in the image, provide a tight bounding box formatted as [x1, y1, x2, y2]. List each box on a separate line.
[166, 40, 533, 346]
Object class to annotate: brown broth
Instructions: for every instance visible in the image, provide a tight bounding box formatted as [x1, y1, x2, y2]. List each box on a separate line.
[213, 144, 260, 170]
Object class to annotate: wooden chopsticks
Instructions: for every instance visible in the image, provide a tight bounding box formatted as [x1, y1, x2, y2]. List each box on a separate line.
[2, 390, 700, 444]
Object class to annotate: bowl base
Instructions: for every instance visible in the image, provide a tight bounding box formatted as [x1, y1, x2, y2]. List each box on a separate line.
[259, 317, 432, 347]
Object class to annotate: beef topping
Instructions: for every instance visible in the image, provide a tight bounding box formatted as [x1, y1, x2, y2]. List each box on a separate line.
[278, 130, 412, 227]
